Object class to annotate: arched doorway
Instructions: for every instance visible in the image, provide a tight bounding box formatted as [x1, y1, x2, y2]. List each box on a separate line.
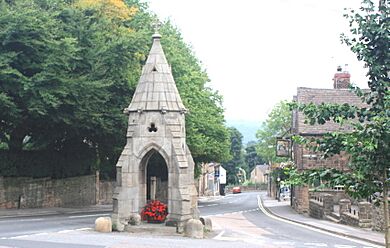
[145, 151, 168, 204]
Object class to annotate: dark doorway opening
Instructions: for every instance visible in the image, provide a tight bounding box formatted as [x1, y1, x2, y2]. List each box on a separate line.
[146, 151, 168, 203]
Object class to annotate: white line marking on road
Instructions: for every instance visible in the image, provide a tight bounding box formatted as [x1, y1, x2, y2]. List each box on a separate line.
[9, 235, 31, 239]
[57, 230, 74, 234]
[214, 230, 225, 239]
[334, 245, 356, 248]
[257, 195, 382, 248]
[304, 242, 328, 247]
[68, 213, 110, 219]
[1, 218, 44, 223]
[75, 228, 92, 231]
[198, 205, 204, 208]
[206, 204, 218, 207]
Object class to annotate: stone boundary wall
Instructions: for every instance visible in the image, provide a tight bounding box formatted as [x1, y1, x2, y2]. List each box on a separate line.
[372, 203, 390, 231]
[0, 175, 96, 208]
[309, 193, 333, 219]
[340, 212, 359, 227]
[309, 199, 324, 219]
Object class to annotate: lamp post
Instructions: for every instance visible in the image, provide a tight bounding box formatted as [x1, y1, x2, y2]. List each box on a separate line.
[277, 177, 281, 202]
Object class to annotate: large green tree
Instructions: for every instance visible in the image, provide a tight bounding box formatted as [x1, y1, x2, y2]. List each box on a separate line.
[223, 127, 245, 184]
[0, 0, 231, 178]
[289, 0, 389, 245]
[256, 100, 292, 165]
[245, 141, 265, 172]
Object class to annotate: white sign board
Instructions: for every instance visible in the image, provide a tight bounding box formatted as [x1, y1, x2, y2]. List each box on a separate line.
[219, 166, 226, 184]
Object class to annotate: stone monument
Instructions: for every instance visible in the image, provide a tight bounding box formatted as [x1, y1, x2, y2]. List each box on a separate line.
[112, 30, 198, 232]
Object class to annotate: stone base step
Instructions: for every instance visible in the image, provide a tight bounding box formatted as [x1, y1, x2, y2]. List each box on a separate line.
[325, 214, 341, 223]
[329, 211, 340, 220]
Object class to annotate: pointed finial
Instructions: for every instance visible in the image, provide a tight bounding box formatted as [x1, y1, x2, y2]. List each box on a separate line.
[152, 21, 162, 39]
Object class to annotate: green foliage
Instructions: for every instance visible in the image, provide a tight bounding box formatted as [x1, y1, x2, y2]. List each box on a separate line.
[289, 1, 389, 242]
[0, 0, 231, 178]
[256, 100, 292, 164]
[245, 141, 265, 172]
[223, 127, 246, 184]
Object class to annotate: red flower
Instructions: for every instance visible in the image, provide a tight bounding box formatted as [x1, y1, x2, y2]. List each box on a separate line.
[140, 200, 168, 223]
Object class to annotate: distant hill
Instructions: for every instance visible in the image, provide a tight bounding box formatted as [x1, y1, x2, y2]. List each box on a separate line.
[226, 120, 260, 145]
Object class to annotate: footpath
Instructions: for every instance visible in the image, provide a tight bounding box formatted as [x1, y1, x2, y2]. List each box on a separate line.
[0, 204, 112, 219]
[259, 192, 385, 247]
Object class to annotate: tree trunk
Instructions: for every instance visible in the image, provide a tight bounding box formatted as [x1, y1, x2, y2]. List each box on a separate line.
[8, 129, 26, 152]
[383, 168, 390, 247]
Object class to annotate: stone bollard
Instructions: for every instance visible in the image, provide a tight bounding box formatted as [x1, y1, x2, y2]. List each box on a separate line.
[200, 217, 212, 232]
[339, 199, 351, 216]
[128, 214, 141, 226]
[95, 217, 112, 233]
[184, 219, 204, 238]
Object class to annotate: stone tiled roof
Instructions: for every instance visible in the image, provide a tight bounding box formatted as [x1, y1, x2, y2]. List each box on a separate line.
[295, 87, 366, 135]
[127, 34, 186, 113]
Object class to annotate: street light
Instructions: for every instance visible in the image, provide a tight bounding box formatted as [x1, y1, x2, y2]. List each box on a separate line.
[277, 177, 281, 202]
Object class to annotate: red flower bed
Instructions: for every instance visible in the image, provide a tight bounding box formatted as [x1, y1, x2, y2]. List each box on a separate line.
[140, 200, 168, 223]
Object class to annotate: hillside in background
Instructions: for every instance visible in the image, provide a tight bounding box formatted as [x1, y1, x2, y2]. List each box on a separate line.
[226, 120, 260, 145]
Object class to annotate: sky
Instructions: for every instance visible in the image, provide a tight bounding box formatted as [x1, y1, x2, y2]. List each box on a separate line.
[146, 0, 367, 124]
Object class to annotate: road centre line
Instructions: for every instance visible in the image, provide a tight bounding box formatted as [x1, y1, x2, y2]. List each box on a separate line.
[256, 195, 382, 248]
[0, 218, 44, 223]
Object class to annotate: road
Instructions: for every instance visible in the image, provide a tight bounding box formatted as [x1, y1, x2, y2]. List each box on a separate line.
[199, 192, 381, 248]
[0, 192, 382, 248]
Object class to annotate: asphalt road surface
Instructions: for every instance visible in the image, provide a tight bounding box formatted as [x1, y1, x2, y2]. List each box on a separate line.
[0, 192, 382, 248]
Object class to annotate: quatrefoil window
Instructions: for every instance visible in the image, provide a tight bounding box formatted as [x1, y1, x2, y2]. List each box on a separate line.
[148, 123, 158, 132]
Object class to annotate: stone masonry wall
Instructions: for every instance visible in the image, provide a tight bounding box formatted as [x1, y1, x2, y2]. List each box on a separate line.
[0, 175, 96, 208]
[372, 203, 390, 231]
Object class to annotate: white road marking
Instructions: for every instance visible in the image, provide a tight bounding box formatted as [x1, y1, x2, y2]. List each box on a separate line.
[304, 242, 328, 247]
[334, 245, 356, 248]
[68, 213, 110, 219]
[257, 195, 383, 248]
[206, 204, 218, 207]
[214, 230, 225, 239]
[0, 218, 44, 223]
[9, 234, 31, 239]
[57, 230, 73, 234]
[198, 205, 204, 208]
[75, 228, 92, 231]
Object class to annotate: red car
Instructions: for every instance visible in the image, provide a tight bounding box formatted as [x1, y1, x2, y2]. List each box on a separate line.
[232, 186, 241, 194]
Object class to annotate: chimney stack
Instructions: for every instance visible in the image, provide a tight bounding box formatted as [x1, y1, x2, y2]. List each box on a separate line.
[333, 65, 350, 89]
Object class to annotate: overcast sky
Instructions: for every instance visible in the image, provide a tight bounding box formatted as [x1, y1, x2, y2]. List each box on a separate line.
[146, 0, 367, 123]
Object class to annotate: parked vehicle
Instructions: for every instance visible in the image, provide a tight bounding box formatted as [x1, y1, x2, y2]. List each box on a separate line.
[232, 186, 241, 194]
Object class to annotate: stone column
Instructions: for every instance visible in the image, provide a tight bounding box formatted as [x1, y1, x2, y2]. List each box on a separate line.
[150, 176, 157, 201]
[358, 201, 372, 228]
[358, 202, 372, 219]
[339, 198, 351, 215]
[323, 194, 334, 215]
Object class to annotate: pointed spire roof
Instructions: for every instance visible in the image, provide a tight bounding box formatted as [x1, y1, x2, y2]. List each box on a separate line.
[127, 32, 187, 114]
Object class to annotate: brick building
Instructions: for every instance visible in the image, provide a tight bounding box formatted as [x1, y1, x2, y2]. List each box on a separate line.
[291, 66, 366, 213]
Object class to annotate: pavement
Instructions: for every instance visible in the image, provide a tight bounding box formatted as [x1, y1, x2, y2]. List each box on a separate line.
[0, 193, 385, 246]
[259, 192, 385, 247]
[0, 204, 112, 219]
